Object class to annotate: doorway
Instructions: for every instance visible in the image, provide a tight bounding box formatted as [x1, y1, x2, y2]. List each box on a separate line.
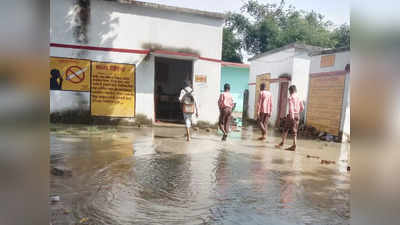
[154, 57, 193, 123]
[276, 81, 289, 127]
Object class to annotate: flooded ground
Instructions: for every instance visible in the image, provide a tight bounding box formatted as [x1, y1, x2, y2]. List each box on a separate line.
[50, 124, 350, 225]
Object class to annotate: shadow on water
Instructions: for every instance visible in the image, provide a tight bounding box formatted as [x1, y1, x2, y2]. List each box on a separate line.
[50, 125, 350, 225]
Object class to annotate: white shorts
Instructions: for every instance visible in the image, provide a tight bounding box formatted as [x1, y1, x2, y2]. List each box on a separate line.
[183, 113, 193, 128]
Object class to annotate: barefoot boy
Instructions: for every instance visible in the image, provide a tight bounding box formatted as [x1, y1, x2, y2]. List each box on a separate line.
[256, 83, 272, 140]
[218, 83, 235, 141]
[276, 85, 304, 151]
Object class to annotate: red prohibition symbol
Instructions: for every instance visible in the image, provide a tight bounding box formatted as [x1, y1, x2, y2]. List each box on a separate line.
[65, 66, 87, 84]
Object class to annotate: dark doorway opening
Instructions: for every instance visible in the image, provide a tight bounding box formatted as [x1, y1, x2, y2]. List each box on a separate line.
[154, 57, 193, 123]
[276, 81, 289, 127]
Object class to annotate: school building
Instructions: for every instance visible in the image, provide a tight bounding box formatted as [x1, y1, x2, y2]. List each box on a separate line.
[50, 0, 225, 124]
[248, 43, 324, 126]
[306, 48, 350, 141]
[220, 62, 250, 117]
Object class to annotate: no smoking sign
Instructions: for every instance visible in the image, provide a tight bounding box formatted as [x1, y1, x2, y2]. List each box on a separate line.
[65, 66, 87, 84]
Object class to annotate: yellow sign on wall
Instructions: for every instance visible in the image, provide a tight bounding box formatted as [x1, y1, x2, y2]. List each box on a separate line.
[49, 57, 91, 91]
[91, 62, 135, 117]
[195, 75, 207, 83]
[306, 74, 346, 135]
[254, 73, 270, 118]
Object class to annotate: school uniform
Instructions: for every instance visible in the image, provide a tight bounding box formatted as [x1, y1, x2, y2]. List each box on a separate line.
[283, 93, 304, 135]
[257, 90, 273, 135]
[218, 92, 234, 133]
[178, 86, 198, 128]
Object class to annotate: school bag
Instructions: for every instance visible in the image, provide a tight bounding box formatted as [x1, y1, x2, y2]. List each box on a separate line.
[181, 89, 195, 114]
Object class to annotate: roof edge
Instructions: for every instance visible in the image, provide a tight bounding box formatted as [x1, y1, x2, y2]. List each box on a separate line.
[221, 61, 249, 68]
[116, 0, 226, 19]
[248, 43, 325, 61]
[309, 47, 350, 56]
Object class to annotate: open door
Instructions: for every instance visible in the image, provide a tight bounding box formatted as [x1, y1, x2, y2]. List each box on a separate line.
[154, 57, 193, 123]
[276, 81, 289, 127]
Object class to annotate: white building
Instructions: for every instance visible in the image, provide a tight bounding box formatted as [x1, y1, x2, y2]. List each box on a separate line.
[50, 0, 225, 124]
[248, 43, 323, 126]
[307, 48, 350, 140]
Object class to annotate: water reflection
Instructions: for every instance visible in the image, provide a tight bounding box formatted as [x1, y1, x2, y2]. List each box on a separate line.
[50, 125, 350, 225]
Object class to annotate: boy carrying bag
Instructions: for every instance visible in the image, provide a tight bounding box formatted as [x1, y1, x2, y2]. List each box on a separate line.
[178, 81, 199, 141]
[182, 89, 195, 114]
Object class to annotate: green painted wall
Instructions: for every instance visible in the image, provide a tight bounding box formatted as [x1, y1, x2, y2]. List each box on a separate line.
[220, 66, 249, 112]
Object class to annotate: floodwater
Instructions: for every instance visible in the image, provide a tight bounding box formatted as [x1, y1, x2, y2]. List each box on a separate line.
[50, 124, 350, 225]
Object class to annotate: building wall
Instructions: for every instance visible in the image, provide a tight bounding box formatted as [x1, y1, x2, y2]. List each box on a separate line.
[50, 91, 90, 113]
[309, 52, 350, 73]
[220, 66, 249, 113]
[193, 60, 221, 123]
[50, 0, 224, 123]
[308, 51, 350, 138]
[291, 50, 312, 119]
[341, 72, 350, 139]
[248, 48, 295, 124]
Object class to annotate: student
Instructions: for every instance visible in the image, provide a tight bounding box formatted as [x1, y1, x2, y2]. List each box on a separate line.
[218, 83, 235, 141]
[276, 85, 304, 151]
[256, 83, 272, 140]
[178, 80, 199, 141]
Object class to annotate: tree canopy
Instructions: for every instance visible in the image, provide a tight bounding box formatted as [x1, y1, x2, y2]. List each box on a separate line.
[222, 0, 350, 63]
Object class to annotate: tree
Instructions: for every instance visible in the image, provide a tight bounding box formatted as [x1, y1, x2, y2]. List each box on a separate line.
[331, 24, 350, 48]
[222, 0, 349, 59]
[222, 28, 243, 62]
[244, 17, 281, 55]
[222, 12, 251, 62]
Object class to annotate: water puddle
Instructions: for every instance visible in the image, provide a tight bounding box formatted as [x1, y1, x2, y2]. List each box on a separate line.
[50, 124, 350, 225]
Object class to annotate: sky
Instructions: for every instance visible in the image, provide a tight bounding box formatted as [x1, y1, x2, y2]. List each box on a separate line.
[143, 0, 350, 26]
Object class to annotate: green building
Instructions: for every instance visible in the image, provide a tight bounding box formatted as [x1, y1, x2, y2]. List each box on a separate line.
[220, 62, 250, 116]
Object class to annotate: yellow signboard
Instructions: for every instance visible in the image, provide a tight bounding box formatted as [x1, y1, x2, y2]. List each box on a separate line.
[254, 73, 270, 118]
[306, 74, 346, 135]
[195, 75, 207, 83]
[49, 57, 91, 91]
[91, 62, 135, 117]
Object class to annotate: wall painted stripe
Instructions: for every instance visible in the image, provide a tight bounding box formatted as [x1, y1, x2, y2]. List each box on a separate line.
[152, 50, 198, 58]
[310, 70, 347, 77]
[50, 43, 241, 65]
[248, 77, 290, 85]
[198, 56, 222, 63]
[50, 43, 151, 54]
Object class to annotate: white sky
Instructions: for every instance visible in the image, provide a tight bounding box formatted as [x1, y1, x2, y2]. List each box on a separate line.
[143, 0, 350, 26]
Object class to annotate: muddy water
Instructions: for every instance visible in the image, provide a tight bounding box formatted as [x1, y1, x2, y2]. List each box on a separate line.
[50, 125, 350, 225]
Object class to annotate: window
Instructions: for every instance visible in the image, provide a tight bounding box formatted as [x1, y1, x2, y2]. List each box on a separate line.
[320, 54, 335, 67]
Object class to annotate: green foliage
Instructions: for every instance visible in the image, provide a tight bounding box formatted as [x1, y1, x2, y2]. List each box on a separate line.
[222, 0, 350, 59]
[222, 28, 243, 62]
[331, 24, 350, 48]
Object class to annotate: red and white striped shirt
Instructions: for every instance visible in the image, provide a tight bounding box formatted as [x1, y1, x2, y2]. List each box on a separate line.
[218, 92, 234, 109]
[257, 90, 273, 115]
[288, 93, 304, 116]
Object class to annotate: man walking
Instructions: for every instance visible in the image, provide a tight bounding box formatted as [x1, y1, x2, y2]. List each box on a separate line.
[178, 80, 199, 141]
[256, 83, 272, 140]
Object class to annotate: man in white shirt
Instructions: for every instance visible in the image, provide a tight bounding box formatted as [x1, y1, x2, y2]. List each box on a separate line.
[178, 80, 199, 141]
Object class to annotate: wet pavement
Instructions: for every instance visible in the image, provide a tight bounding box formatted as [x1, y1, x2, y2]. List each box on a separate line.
[50, 124, 350, 225]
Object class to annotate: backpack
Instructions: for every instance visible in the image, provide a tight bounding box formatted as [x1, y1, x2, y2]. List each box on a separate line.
[182, 89, 195, 114]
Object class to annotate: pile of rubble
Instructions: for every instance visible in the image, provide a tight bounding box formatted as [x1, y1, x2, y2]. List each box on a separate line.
[299, 125, 341, 142]
[278, 121, 342, 142]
